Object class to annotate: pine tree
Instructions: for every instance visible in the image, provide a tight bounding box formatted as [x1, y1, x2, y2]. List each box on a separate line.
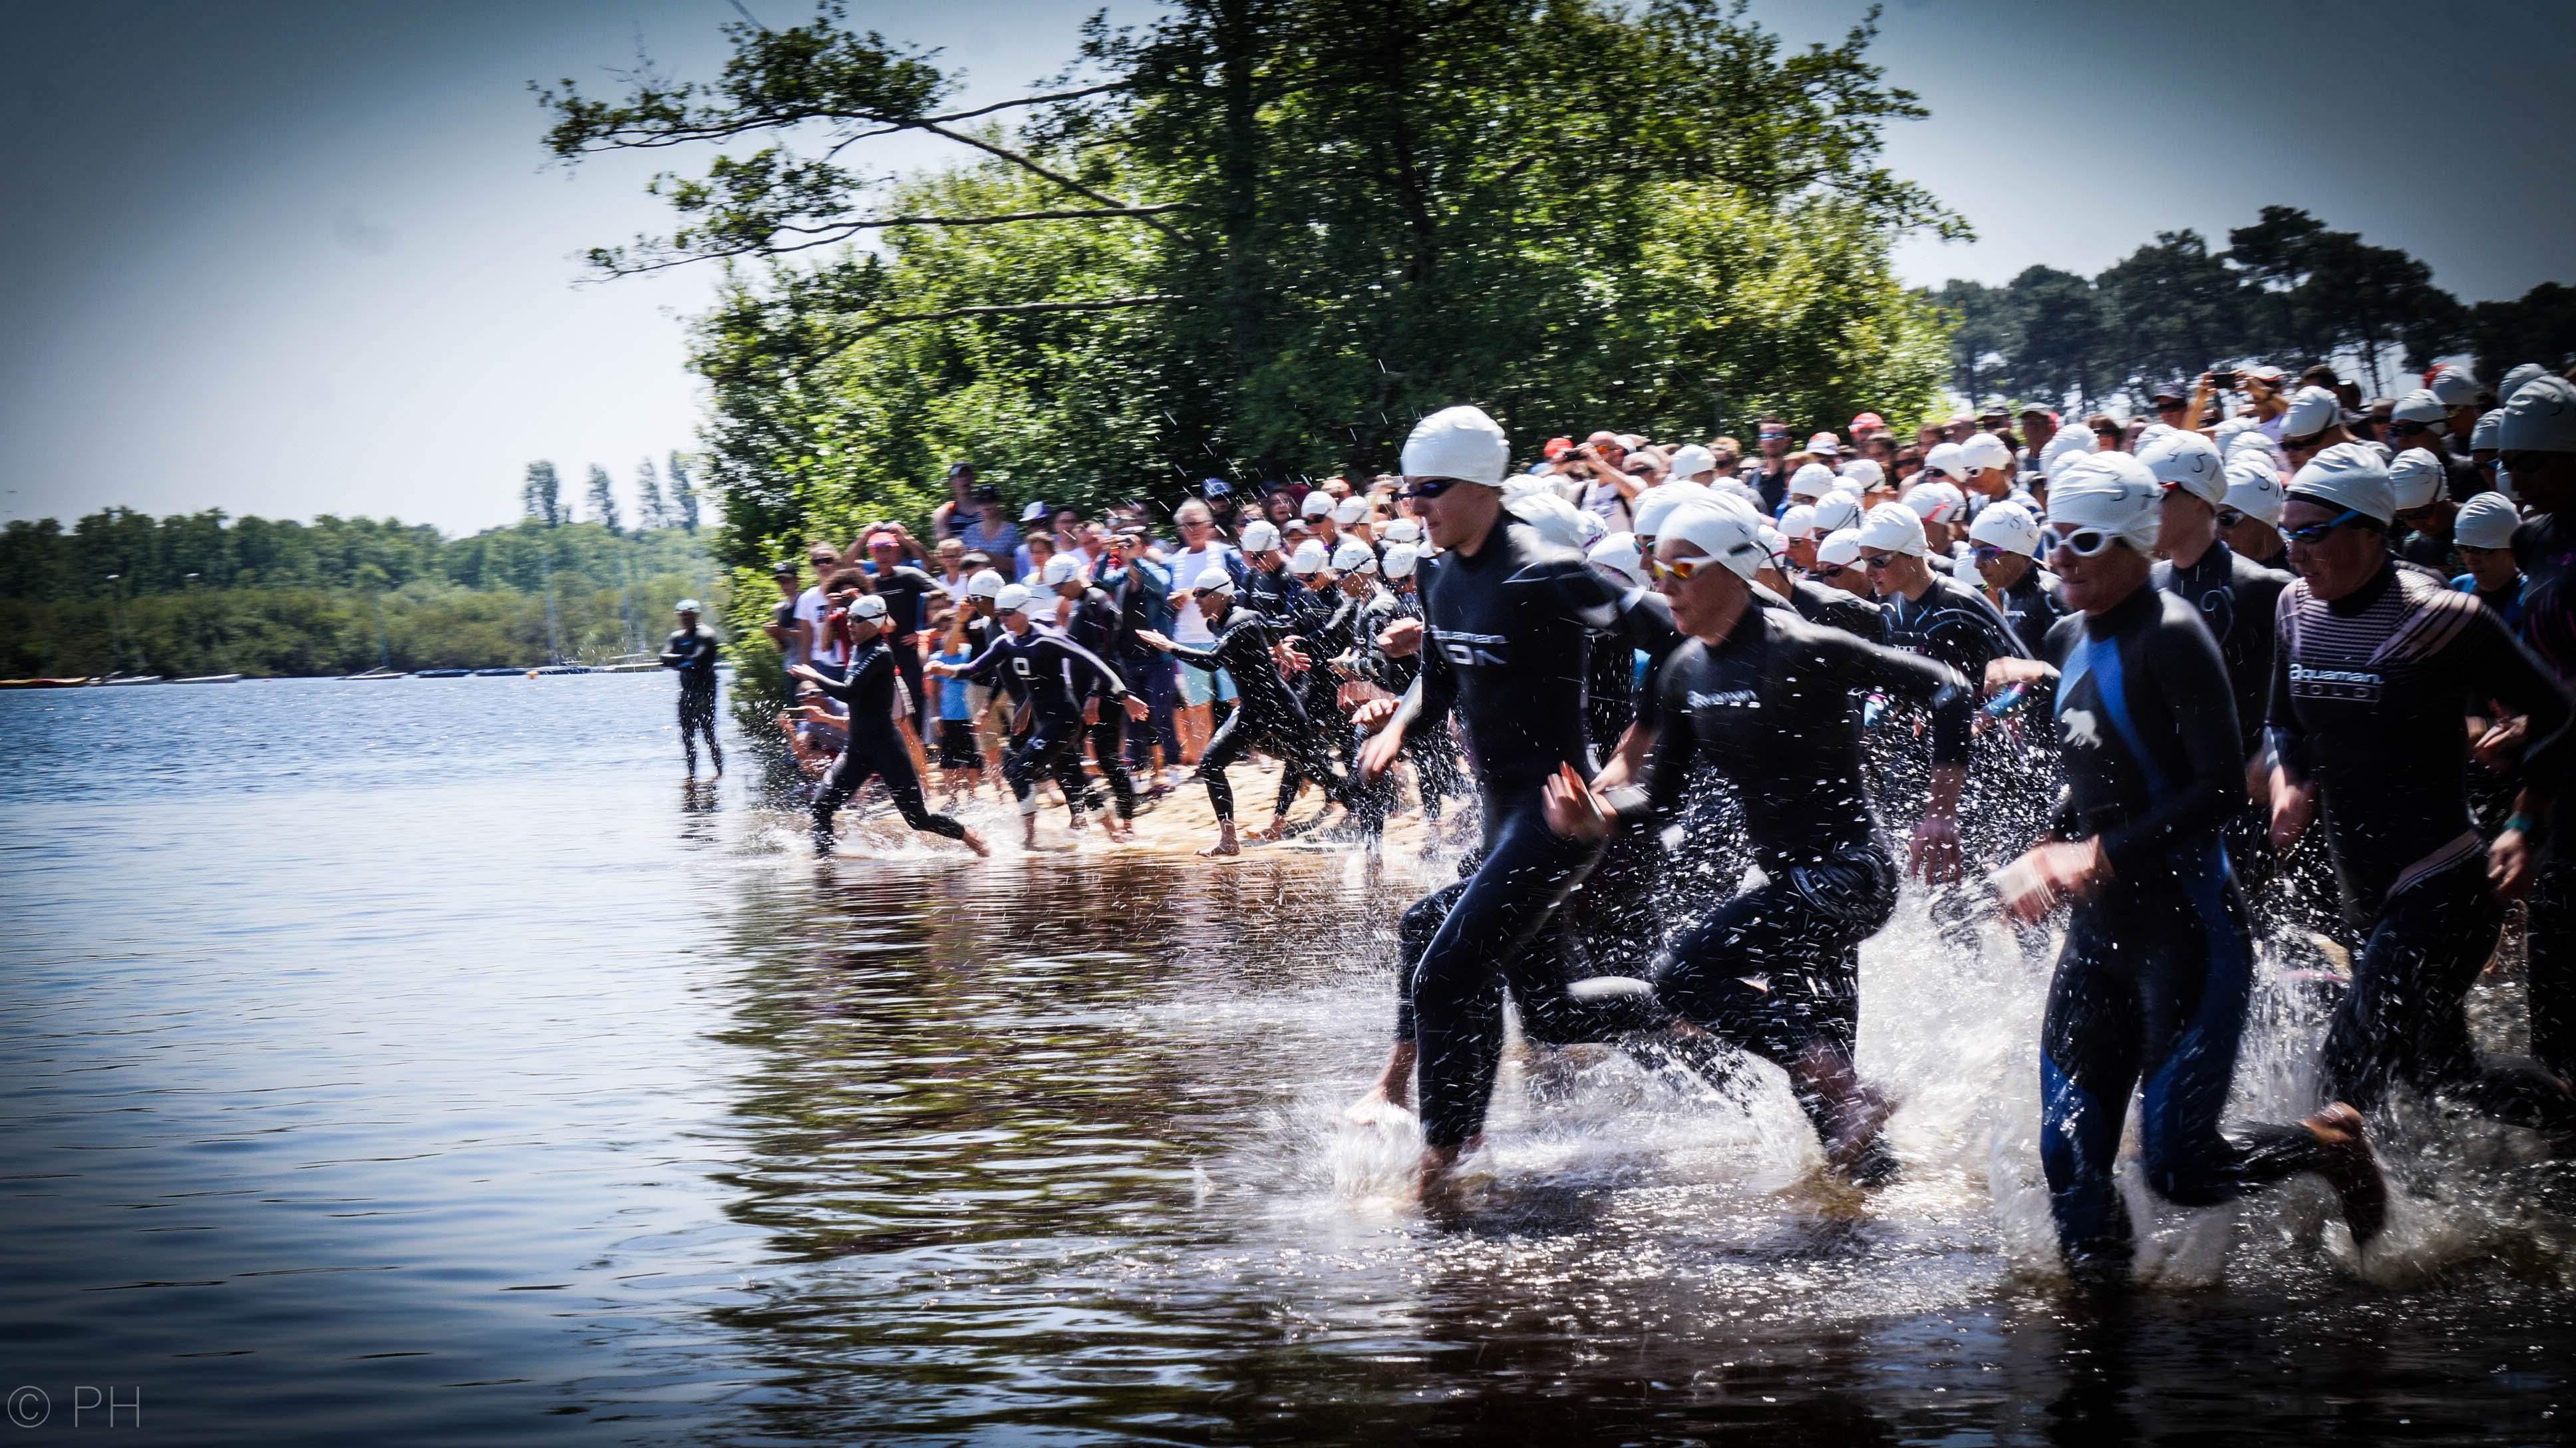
[669, 452, 699, 533]
[586, 465, 621, 535]
[521, 461, 562, 526]
[636, 457, 666, 530]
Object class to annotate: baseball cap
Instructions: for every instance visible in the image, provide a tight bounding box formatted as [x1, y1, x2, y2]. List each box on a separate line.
[1543, 437, 1577, 460]
[770, 560, 797, 578]
[675, 598, 703, 614]
[1806, 432, 1843, 456]
[1021, 500, 1049, 523]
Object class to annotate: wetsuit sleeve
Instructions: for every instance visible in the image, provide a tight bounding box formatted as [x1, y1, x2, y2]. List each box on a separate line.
[2266, 594, 2311, 784]
[1159, 620, 1235, 668]
[1044, 634, 1128, 701]
[659, 632, 686, 667]
[2455, 606, 2574, 801]
[961, 635, 1011, 687]
[813, 649, 881, 704]
[1615, 669, 1696, 826]
[2096, 612, 2249, 875]
[1829, 632, 1974, 767]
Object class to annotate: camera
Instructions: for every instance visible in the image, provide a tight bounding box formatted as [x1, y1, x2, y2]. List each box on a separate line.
[2208, 369, 2237, 391]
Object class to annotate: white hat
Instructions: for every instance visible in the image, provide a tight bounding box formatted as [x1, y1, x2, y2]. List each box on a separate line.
[2390, 389, 2449, 425]
[1957, 431, 2015, 474]
[1757, 522, 1788, 559]
[1816, 528, 1864, 568]
[1806, 431, 1843, 456]
[2288, 442, 2396, 525]
[1331, 538, 1378, 574]
[675, 598, 703, 614]
[2048, 452, 2164, 552]
[1381, 542, 1421, 580]
[966, 568, 1006, 600]
[1587, 532, 1647, 588]
[1786, 462, 1837, 500]
[1665, 443, 1717, 478]
[1629, 481, 1712, 540]
[1239, 520, 1283, 553]
[1967, 500, 2043, 558]
[2472, 408, 2506, 452]
[2388, 448, 2447, 513]
[2452, 492, 2521, 550]
[1780, 503, 1818, 540]
[2428, 365, 2483, 408]
[2497, 375, 2576, 453]
[1923, 441, 1968, 482]
[993, 583, 1037, 615]
[1508, 490, 1605, 550]
[1040, 554, 1083, 587]
[1401, 405, 1511, 485]
[1301, 490, 1336, 518]
[848, 592, 888, 621]
[1856, 501, 1928, 558]
[2499, 363, 2551, 405]
[1810, 492, 1864, 535]
[1838, 458, 1885, 489]
[2136, 427, 2227, 504]
[2221, 456, 2287, 526]
[1288, 538, 1332, 574]
[2041, 424, 2092, 474]
[1660, 501, 1772, 581]
[1192, 564, 1237, 596]
[2283, 385, 2344, 439]
[1021, 500, 1050, 523]
[1382, 518, 1422, 544]
[1903, 481, 1965, 524]
[1331, 496, 1369, 526]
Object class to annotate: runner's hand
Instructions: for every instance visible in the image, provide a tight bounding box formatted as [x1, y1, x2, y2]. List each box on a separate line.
[2491, 828, 2538, 900]
[2269, 769, 2316, 851]
[1377, 618, 1424, 657]
[1124, 695, 1148, 721]
[1541, 763, 1612, 842]
[1357, 719, 1406, 781]
[1908, 812, 1963, 883]
[1134, 628, 1172, 651]
[1352, 697, 1399, 732]
[1983, 657, 2050, 694]
[1083, 699, 1100, 726]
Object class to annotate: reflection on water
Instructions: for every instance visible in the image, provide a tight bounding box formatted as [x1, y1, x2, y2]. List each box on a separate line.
[1, 678, 2570, 1443]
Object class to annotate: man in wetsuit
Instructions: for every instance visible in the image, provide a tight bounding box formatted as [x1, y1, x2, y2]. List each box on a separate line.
[1549, 500, 1977, 1182]
[2266, 443, 2576, 1146]
[660, 600, 723, 779]
[1044, 554, 1142, 828]
[1968, 502, 2060, 657]
[1344, 405, 1639, 1195]
[791, 594, 987, 858]
[2499, 376, 2576, 1082]
[930, 584, 1144, 848]
[1983, 452, 2386, 1287]
[1135, 566, 1352, 857]
[2142, 427, 2295, 900]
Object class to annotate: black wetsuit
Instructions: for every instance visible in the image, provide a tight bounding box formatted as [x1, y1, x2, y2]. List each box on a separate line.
[1388, 520, 1630, 1150]
[2516, 512, 2576, 1081]
[2154, 540, 2295, 898]
[1061, 586, 1140, 820]
[811, 638, 969, 845]
[2025, 585, 2325, 1278]
[1610, 604, 1970, 1147]
[1786, 575, 1891, 644]
[1992, 564, 2064, 659]
[1879, 570, 2034, 932]
[872, 564, 939, 719]
[1162, 606, 1346, 824]
[957, 624, 1131, 821]
[2270, 563, 2575, 1133]
[1384, 586, 1465, 825]
[660, 624, 723, 773]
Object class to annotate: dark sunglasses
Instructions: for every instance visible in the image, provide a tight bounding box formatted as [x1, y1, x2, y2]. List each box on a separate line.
[2385, 419, 2430, 435]
[1398, 478, 1463, 501]
[2214, 508, 2248, 529]
[1859, 550, 1899, 571]
[2283, 508, 2368, 545]
[2282, 430, 2329, 450]
[1971, 544, 2014, 562]
[2044, 526, 2122, 558]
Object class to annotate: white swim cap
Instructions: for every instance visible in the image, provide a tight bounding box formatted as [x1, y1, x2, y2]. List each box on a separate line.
[2472, 408, 2506, 452]
[2499, 363, 2551, 406]
[2287, 442, 2396, 525]
[1041, 554, 1082, 586]
[2221, 457, 2286, 526]
[1665, 443, 1717, 479]
[993, 583, 1036, 616]
[2136, 427, 2227, 504]
[1786, 462, 1837, 500]
[1838, 458, 1885, 490]
[1903, 481, 1965, 524]
[1816, 528, 1864, 568]
[1967, 500, 2043, 558]
[1780, 503, 1818, 540]
[1923, 441, 1968, 482]
[2428, 365, 2483, 408]
[1381, 518, 1422, 544]
[1331, 538, 1378, 573]
[1587, 532, 1647, 588]
[1288, 538, 1332, 574]
[1192, 564, 1237, 595]
[1629, 481, 1712, 541]
[1238, 520, 1282, 553]
[1400, 405, 1511, 485]
[1810, 492, 1864, 536]
[2048, 452, 2164, 552]
[967, 568, 1006, 600]
[1331, 496, 1368, 526]
[675, 598, 703, 614]
[847, 593, 887, 621]
[2388, 448, 2447, 513]
[1957, 431, 2014, 474]
[2390, 388, 2448, 425]
[1659, 500, 1772, 581]
[1381, 542, 1421, 579]
[2283, 385, 2344, 439]
[1506, 490, 1603, 550]
[2497, 374, 2576, 454]
[1856, 501, 1928, 558]
[2040, 424, 2092, 477]
[1301, 490, 1335, 518]
[2452, 491, 2521, 550]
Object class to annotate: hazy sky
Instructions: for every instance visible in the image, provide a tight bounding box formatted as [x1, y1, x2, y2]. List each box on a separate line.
[5, 0, 2570, 535]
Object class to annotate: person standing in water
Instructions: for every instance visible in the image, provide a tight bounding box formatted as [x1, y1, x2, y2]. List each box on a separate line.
[1984, 452, 2386, 1288]
[790, 595, 987, 858]
[660, 599, 723, 780]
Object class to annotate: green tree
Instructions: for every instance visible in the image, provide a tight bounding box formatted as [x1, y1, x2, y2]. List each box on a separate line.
[522, 461, 564, 526]
[586, 464, 621, 534]
[2466, 283, 2576, 387]
[670, 452, 701, 532]
[636, 456, 667, 529]
[2002, 266, 2109, 413]
[2092, 229, 2251, 398]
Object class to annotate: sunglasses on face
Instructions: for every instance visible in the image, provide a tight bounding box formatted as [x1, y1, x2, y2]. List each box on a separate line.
[2501, 451, 2551, 474]
[1972, 544, 2014, 562]
[2214, 508, 2248, 529]
[2045, 526, 2122, 558]
[2386, 420, 2429, 436]
[1398, 478, 1466, 502]
[1859, 550, 1898, 571]
[2282, 430, 2329, 450]
[2156, 401, 2187, 412]
[2457, 544, 2511, 558]
[1648, 554, 1720, 582]
[2283, 508, 2368, 545]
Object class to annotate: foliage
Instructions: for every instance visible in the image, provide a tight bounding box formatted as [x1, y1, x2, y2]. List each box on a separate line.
[0, 510, 723, 678]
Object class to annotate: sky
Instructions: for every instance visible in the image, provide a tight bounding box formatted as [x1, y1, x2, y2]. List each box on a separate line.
[5, 0, 2571, 536]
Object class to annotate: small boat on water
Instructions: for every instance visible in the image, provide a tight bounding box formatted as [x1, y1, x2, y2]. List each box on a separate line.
[530, 664, 592, 675]
[471, 667, 524, 677]
[341, 667, 404, 681]
[94, 675, 168, 687]
[0, 677, 94, 689]
[595, 661, 661, 673]
[411, 668, 470, 679]
[173, 673, 243, 685]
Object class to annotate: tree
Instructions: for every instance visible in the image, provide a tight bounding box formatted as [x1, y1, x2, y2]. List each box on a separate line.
[2092, 229, 2251, 398]
[2466, 283, 2576, 387]
[2003, 266, 2109, 413]
[669, 451, 701, 532]
[521, 461, 563, 526]
[1929, 279, 2013, 404]
[585, 464, 621, 535]
[636, 457, 667, 529]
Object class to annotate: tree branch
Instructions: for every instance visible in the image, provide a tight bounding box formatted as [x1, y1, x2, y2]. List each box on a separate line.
[842, 293, 1185, 338]
[917, 83, 1126, 126]
[918, 122, 1194, 247]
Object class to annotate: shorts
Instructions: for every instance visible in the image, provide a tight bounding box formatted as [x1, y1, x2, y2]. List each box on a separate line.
[937, 720, 981, 770]
[1176, 658, 1236, 708]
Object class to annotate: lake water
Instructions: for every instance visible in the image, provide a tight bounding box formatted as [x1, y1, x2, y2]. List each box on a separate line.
[3, 675, 2571, 1444]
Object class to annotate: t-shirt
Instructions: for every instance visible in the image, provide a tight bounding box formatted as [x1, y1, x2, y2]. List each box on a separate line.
[933, 646, 975, 719]
[770, 597, 799, 663]
[1168, 544, 1235, 644]
[869, 564, 937, 640]
[794, 586, 844, 667]
[957, 516, 1021, 560]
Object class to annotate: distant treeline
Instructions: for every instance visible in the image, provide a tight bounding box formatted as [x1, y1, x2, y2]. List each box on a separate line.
[1924, 205, 2576, 413]
[0, 510, 724, 679]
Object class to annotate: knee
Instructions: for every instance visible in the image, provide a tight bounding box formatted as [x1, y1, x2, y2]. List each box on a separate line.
[2140, 1141, 2235, 1208]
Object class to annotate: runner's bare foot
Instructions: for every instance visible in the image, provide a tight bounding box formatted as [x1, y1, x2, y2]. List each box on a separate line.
[2303, 1102, 2387, 1246]
[959, 826, 990, 858]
